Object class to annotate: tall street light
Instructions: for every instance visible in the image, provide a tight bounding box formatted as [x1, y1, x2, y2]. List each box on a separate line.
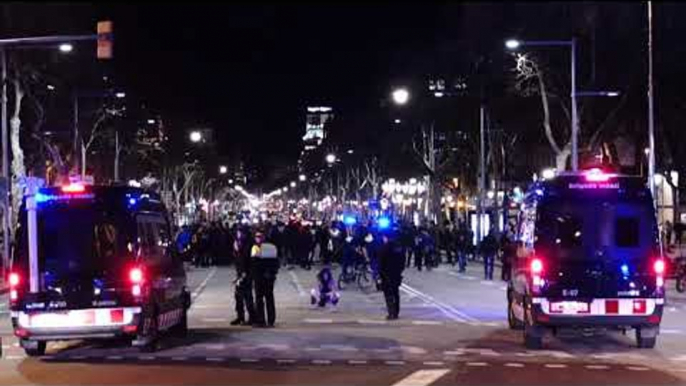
[299, 174, 307, 182]
[391, 87, 410, 105]
[189, 131, 203, 143]
[219, 165, 228, 175]
[325, 153, 337, 165]
[506, 38, 579, 171]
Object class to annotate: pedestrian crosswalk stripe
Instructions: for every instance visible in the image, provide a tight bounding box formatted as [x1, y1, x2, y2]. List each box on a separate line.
[392, 369, 450, 386]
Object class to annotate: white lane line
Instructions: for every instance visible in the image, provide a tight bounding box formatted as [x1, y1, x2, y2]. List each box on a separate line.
[423, 361, 445, 366]
[289, 270, 306, 297]
[107, 356, 123, 360]
[240, 358, 259, 363]
[70, 355, 88, 360]
[349, 360, 368, 365]
[669, 355, 686, 362]
[412, 320, 444, 326]
[505, 363, 525, 368]
[139, 356, 156, 361]
[206, 357, 225, 362]
[312, 359, 332, 365]
[661, 328, 683, 334]
[358, 319, 388, 325]
[305, 347, 322, 352]
[373, 348, 393, 353]
[172, 356, 188, 361]
[626, 366, 650, 371]
[191, 267, 217, 302]
[466, 362, 489, 367]
[480, 280, 495, 286]
[5, 355, 25, 360]
[202, 318, 228, 323]
[303, 318, 333, 324]
[585, 365, 610, 370]
[401, 283, 476, 322]
[277, 359, 296, 364]
[392, 369, 451, 386]
[545, 364, 568, 369]
[385, 360, 406, 365]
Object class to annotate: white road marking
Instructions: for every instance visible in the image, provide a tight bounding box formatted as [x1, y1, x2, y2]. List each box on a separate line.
[545, 364, 568, 369]
[305, 347, 322, 352]
[661, 328, 682, 334]
[277, 359, 296, 364]
[106, 356, 123, 360]
[626, 366, 650, 371]
[466, 362, 489, 367]
[385, 360, 405, 365]
[412, 320, 444, 326]
[444, 348, 500, 357]
[320, 344, 358, 352]
[5, 355, 25, 360]
[202, 318, 228, 323]
[172, 356, 188, 361]
[349, 360, 368, 365]
[401, 283, 477, 322]
[400, 346, 428, 355]
[139, 356, 156, 361]
[191, 267, 217, 302]
[423, 361, 445, 366]
[206, 357, 225, 362]
[202, 343, 226, 350]
[373, 348, 392, 353]
[505, 363, 525, 368]
[289, 270, 306, 297]
[669, 355, 686, 361]
[70, 355, 88, 360]
[358, 319, 388, 325]
[312, 359, 332, 365]
[304, 318, 333, 324]
[392, 369, 450, 386]
[585, 365, 610, 370]
[256, 343, 290, 351]
[240, 358, 259, 363]
[480, 280, 495, 286]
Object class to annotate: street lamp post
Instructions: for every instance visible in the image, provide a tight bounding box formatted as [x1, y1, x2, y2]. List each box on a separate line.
[506, 38, 579, 171]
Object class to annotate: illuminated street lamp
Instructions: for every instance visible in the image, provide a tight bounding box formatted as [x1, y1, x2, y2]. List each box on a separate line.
[325, 153, 337, 164]
[299, 174, 307, 182]
[189, 131, 202, 143]
[115, 92, 126, 99]
[290, 181, 297, 188]
[391, 87, 410, 105]
[58, 43, 73, 53]
[219, 165, 228, 174]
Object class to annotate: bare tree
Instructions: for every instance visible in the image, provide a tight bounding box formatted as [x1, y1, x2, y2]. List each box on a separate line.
[80, 105, 124, 178]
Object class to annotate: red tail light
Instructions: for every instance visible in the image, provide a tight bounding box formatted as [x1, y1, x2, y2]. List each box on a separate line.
[61, 183, 86, 193]
[8, 272, 20, 287]
[531, 258, 544, 275]
[129, 267, 144, 284]
[653, 259, 666, 275]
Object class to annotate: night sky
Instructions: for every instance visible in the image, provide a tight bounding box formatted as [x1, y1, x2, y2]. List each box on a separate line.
[93, 4, 452, 174]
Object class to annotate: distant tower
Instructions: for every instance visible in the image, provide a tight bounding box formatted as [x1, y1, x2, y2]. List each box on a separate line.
[299, 106, 333, 170]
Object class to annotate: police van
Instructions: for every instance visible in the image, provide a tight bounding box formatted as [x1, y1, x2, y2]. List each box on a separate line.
[9, 183, 190, 356]
[507, 169, 665, 349]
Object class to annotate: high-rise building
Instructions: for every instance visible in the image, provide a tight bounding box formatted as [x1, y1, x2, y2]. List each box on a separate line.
[298, 106, 333, 171]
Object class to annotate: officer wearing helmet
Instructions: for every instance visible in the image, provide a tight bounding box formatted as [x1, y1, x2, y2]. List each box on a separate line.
[377, 222, 405, 320]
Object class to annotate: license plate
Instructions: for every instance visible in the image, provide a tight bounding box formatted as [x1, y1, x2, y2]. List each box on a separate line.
[550, 301, 590, 314]
[30, 310, 95, 328]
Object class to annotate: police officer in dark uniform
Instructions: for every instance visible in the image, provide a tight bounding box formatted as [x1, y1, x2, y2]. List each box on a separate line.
[231, 226, 255, 326]
[378, 224, 405, 320]
[251, 231, 281, 328]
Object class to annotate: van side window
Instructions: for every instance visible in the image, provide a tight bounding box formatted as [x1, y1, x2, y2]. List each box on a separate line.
[137, 216, 170, 267]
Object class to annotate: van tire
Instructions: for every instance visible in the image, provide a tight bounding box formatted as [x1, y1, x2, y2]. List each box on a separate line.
[636, 328, 657, 348]
[23, 341, 46, 357]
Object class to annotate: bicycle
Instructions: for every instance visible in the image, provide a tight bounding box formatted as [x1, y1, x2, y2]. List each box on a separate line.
[338, 261, 373, 292]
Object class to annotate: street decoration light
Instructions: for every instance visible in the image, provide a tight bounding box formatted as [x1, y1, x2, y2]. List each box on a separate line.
[325, 153, 337, 164]
[299, 174, 307, 182]
[290, 181, 297, 188]
[219, 165, 228, 174]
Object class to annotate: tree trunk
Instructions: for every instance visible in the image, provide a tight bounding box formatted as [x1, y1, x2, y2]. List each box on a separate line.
[10, 78, 25, 229]
[555, 145, 572, 172]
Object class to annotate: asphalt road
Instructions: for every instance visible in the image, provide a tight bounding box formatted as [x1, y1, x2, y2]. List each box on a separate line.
[2, 260, 686, 385]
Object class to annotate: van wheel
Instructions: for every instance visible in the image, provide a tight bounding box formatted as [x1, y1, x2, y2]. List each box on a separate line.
[636, 328, 657, 348]
[23, 341, 46, 357]
[139, 309, 159, 353]
[507, 297, 524, 330]
[172, 308, 188, 338]
[524, 326, 544, 349]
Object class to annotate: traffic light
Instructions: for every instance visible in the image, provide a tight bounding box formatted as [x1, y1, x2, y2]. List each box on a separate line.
[97, 21, 113, 60]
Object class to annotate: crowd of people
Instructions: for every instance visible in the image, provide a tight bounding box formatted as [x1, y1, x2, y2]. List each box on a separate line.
[173, 217, 518, 324]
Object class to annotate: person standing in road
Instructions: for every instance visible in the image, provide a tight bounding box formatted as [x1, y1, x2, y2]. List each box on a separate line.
[480, 228, 499, 280]
[456, 224, 469, 272]
[251, 231, 280, 328]
[231, 226, 255, 326]
[378, 225, 405, 320]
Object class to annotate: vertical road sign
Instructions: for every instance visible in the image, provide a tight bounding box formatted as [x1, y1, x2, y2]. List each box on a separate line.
[97, 21, 113, 60]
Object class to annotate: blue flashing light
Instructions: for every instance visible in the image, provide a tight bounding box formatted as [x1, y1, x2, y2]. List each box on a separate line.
[378, 217, 391, 229]
[621, 263, 630, 276]
[535, 188, 544, 196]
[343, 216, 357, 226]
[35, 192, 51, 204]
[128, 197, 138, 206]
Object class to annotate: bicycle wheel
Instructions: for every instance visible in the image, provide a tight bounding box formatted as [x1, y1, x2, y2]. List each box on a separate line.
[357, 268, 372, 292]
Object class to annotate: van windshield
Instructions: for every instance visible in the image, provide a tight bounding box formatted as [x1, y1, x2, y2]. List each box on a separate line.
[536, 197, 655, 262]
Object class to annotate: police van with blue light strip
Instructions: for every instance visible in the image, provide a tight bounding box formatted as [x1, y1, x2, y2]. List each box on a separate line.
[9, 183, 190, 356]
[507, 169, 665, 349]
